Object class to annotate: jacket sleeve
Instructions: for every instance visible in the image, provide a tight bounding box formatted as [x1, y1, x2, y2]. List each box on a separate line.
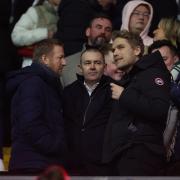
[119, 69, 170, 122]
[14, 77, 66, 155]
[11, 7, 48, 46]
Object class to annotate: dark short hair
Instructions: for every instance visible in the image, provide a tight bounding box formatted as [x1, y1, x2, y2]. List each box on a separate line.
[88, 13, 112, 27]
[33, 39, 64, 62]
[112, 30, 144, 57]
[80, 47, 105, 64]
[148, 40, 178, 56]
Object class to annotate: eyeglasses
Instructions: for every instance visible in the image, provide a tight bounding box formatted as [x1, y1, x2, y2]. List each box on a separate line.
[131, 11, 150, 18]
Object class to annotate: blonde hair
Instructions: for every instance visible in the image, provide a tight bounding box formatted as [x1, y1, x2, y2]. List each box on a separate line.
[158, 18, 180, 48]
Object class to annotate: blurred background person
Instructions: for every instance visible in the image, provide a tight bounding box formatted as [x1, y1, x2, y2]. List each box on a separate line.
[101, 43, 124, 81]
[120, 0, 153, 48]
[11, 0, 61, 67]
[153, 18, 180, 49]
[148, 40, 179, 72]
[148, 40, 180, 173]
[112, 0, 178, 36]
[54, 0, 115, 56]
[153, 18, 180, 81]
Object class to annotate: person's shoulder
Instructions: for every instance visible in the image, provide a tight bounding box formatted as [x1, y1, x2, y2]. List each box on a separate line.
[24, 6, 37, 15]
[16, 6, 37, 23]
[64, 80, 80, 90]
[19, 75, 45, 90]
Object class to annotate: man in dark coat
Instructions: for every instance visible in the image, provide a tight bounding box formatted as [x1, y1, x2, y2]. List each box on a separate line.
[6, 39, 67, 173]
[54, 0, 115, 56]
[103, 30, 171, 175]
[63, 48, 113, 175]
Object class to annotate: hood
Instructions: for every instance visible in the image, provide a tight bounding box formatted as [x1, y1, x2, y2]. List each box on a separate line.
[6, 66, 36, 97]
[121, 0, 153, 46]
[6, 63, 60, 98]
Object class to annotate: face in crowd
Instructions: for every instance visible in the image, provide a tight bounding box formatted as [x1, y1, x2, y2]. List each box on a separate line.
[79, 50, 105, 86]
[112, 37, 141, 73]
[41, 45, 66, 75]
[152, 46, 178, 71]
[129, 4, 150, 35]
[104, 50, 124, 81]
[86, 18, 112, 47]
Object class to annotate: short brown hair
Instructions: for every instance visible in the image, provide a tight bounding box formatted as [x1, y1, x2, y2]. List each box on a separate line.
[112, 30, 144, 57]
[80, 48, 105, 64]
[33, 39, 64, 62]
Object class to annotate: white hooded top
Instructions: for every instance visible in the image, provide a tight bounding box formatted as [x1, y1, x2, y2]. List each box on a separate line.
[121, 0, 153, 46]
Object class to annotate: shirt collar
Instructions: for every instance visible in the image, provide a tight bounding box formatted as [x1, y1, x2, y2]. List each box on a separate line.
[84, 81, 99, 96]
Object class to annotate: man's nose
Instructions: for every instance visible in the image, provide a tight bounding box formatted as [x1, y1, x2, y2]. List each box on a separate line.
[113, 48, 118, 56]
[100, 28, 106, 34]
[90, 62, 95, 69]
[62, 58, 66, 66]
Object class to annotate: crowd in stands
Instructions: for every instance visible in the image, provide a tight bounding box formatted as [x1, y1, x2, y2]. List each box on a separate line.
[1, 0, 180, 177]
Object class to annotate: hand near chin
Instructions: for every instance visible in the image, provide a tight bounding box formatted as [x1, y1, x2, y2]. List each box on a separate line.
[110, 83, 124, 100]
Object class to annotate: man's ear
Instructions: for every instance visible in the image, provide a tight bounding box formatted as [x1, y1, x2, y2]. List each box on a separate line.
[103, 63, 108, 75]
[78, 64, 83, 74]
[41, 54, 49, 65]
[85, 27, 90, 37]
[134, 46, 141, 56]
[174, 55, 179, 63]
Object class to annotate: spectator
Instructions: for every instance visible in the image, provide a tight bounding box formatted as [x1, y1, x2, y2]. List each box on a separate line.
[61, 13, 112, 87]
[54, 0, 115, 56]
[121, 0, 153, 47]
[11, 0, 61, 67]
[7, 39, 67, 173]
[102, 43, 125, 81]
[148, 40, 179, 72]
[153, 18, 180, 50]
[147, 0, 178, 36]
[148, 39, 180, 154]
[63, 48, 113, 175]
[152, 18, 180, 81]
[112, 0, 178, 36]
[103, 30, 171, 175]
[148, 40, 180, 177]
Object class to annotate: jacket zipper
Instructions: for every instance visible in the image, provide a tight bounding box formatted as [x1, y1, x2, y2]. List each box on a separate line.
[81, 97, 92, 131]
[81, 81, 110, 131]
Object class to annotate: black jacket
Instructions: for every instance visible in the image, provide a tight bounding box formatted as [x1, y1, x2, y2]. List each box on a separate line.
[7, 63, 66, 171]
[63, 75, 113, 166]
[103, 52, 171, 163]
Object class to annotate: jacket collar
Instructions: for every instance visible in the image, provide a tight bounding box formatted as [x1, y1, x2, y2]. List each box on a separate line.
[76, 74, 112, 86]
[133, 51, 166, 71]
